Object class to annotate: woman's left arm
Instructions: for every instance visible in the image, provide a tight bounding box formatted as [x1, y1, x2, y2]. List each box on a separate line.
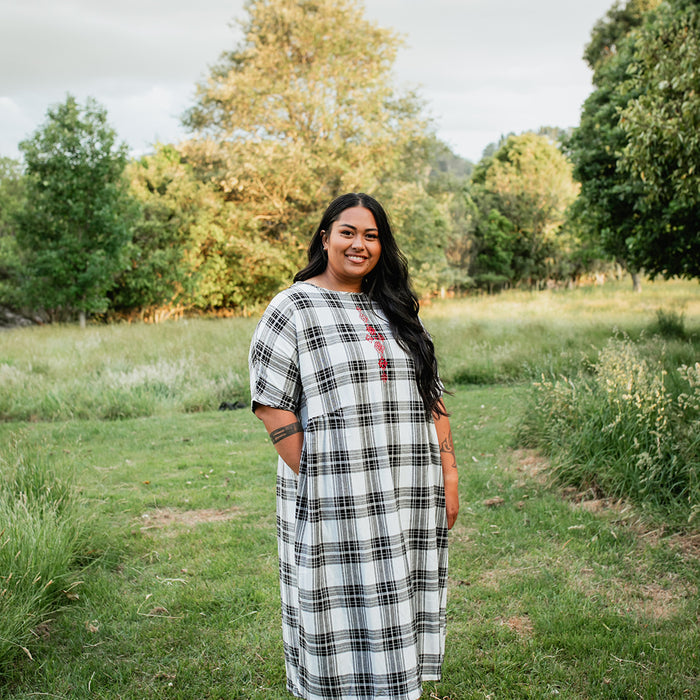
[434, 401, 459, 530]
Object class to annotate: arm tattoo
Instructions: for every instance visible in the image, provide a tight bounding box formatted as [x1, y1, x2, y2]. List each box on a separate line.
[440, 429, 458, 469]
[269, 421, 303, 445]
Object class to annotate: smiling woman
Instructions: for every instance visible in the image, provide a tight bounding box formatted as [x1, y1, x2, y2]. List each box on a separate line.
[249, 192, 459, 700]
[310, 205, 382, 292]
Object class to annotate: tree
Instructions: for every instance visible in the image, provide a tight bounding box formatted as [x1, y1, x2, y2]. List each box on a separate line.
[114, 144, 221, 318]
[0, 157, 26, 309]
[567, 0, 662, 290]
[17, 95, 134, 326]
[181, 0, 436, 304]
[566, 38, 647, 290]
[116, 144, 298, 316]
[469, 132, 579, 287]
[619, 0, 700, 278]
[583, 0, 660, 71]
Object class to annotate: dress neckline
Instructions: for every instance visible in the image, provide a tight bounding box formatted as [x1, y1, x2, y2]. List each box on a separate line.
[295, 281, 365, 297]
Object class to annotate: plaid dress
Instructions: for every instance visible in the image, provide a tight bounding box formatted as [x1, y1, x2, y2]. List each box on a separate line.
[249, 282, 448, 700]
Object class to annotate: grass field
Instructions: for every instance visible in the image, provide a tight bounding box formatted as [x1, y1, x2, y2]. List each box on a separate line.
[1, 278, 699, 698]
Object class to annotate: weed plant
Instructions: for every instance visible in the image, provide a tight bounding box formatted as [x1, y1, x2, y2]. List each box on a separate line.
[521, 335, 700, 526]
[651, 307, 687, 340]
[0, 438, 90, 676]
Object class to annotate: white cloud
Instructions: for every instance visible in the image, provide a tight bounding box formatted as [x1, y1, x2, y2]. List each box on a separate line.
[0, 0, 612, 163]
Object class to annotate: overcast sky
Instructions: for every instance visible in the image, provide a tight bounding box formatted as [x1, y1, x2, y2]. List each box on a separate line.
[0, 0, 613, 164]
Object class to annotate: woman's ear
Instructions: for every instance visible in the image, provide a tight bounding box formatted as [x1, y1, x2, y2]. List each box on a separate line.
[321, 230, 328, 250]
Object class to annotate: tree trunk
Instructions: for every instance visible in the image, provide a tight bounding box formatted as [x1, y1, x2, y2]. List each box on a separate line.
[79, 310, 86, 328]
[631, 272, 642, 293]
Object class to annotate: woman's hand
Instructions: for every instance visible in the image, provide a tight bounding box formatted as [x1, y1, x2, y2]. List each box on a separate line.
[253, 405, 304, 475]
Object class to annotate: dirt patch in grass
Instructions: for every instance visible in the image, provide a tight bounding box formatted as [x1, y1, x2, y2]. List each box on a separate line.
[497, 614, 534, 638]
[510, 448, 550, 486]
[512, 448, 700, 560]
[583, 573, 697, 621]
[664, 531, 700, 559]
[137, 507, 241, 533]
[493, 449, 700, 623]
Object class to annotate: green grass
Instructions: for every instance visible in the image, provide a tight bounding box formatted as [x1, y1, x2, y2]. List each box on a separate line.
[1, 387, 698, 698]
[0, 278, 699, 697]
[1, 278, 698, 421]
[429, 278, 700, 385]
[0, 439, 89, 672]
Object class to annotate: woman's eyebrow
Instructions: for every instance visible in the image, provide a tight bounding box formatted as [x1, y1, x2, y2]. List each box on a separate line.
[337, 222, 379, 232]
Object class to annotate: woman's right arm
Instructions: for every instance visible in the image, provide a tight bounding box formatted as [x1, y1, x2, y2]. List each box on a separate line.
[253, 405, 304, 475]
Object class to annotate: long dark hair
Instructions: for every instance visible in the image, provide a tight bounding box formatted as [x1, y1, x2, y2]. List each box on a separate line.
[294, 193, 445, 416]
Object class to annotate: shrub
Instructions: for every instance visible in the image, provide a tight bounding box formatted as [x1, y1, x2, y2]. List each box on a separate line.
[520, 337, 700, 526]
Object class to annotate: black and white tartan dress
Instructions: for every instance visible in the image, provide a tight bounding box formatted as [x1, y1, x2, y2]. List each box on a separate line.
[249, 282, 448, 700]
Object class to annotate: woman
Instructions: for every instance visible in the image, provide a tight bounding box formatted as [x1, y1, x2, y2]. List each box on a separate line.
[249, 193, 459, 700]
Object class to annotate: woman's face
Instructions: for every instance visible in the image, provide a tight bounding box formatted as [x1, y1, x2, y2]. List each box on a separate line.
[321, 206, 381, 291]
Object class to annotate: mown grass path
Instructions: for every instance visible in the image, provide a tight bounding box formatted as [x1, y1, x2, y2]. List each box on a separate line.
[2, 385, 698, 698]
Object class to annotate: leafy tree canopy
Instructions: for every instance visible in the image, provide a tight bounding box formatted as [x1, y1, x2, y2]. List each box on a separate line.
[571, 0, 700, 281]
[619, 0, 700, 277]
[470, 132, 579, 286]
[180, 0, 435, 302]
[583, 0, 661, 76]
[17, 95, 135, 324]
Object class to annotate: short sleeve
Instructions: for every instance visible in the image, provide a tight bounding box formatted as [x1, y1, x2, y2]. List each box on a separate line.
[248, 294, 301, 414]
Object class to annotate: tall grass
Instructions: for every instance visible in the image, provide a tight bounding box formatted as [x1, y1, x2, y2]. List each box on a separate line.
[520, 335, 700, 526]
[0, 318, 255, 421]
[430, 278, 700, 385]
[0, 278, 698, 422]
[0, 438, 89, 675]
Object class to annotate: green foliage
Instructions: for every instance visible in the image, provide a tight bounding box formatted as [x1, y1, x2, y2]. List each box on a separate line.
[651, 308, 687, 341]
[0, 157, 26, 308]
[570, 0, 700, 280]
[389, 182, 455, 296]
[17, 95, 136, 322]
[0, 438, 88, 676]
[468, 132, 579, 287]
[619, 0, 700, 278]
[583, 0, 661, 72]
[113, 145, 200, 315]
[471, 210, 514, 292]
[522, 337, 700, 525]
[180, 0, 449, 303]
[111, 144, 277, 317]
[566, 35, 649, 272]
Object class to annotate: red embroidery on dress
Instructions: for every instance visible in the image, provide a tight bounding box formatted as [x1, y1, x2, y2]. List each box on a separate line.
[357, 306, 388, 382]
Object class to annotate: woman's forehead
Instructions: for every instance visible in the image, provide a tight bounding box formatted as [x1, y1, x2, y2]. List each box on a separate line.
[333, 206, 378, 230]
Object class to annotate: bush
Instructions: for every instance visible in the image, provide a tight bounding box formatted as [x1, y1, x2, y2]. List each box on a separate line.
[520, 336, 700, 527]
[0, 438, 88, 675]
